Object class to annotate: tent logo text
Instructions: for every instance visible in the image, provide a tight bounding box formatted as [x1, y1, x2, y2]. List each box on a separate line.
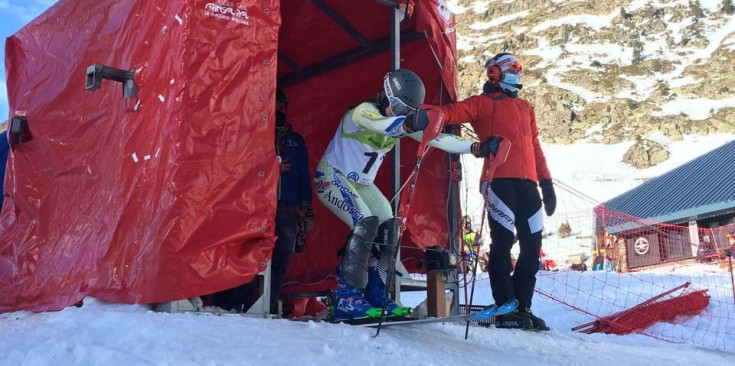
[204, 2, 250, 26]
[436, 0, 452, 22]
[442, 25, 456, 36]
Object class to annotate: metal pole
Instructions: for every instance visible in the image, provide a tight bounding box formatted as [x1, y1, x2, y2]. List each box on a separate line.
[728, 254, 735, 308]
[390, 3, 400, 215]
[446, 126, 461, 316]
[389, 2, 402, 305]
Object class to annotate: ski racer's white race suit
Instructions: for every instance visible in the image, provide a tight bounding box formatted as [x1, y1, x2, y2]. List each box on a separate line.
[315, 101, 474, 228]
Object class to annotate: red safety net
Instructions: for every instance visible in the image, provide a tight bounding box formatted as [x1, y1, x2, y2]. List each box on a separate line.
[452, 166, 735, 352]
[529, 180, 735, 351]
[572, 284, 710, 335]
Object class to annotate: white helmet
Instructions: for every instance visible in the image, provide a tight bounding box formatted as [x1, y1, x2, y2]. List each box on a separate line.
[485, 53, 523, 94]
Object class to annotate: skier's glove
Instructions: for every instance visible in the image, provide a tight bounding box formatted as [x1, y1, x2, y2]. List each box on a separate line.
[404, 110, 429, 133]
[539, 179, 556, 216]
[471, 136, 503, 158]
[298, 201, 315, 233]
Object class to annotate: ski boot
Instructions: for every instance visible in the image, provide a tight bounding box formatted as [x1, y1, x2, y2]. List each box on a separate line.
[365, 266, 412, 317]
[518, 308, 550, 331]
[495, 309, 534, 330]
[332, 271, 382, 321]
[331, 216, 382, 321]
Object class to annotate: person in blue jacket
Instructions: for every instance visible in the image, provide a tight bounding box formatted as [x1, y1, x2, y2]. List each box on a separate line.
[212, 90, 314, 315]
[270, 88, 315, 315]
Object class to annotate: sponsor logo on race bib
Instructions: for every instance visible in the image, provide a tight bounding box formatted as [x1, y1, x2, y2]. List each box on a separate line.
[315, 180, 331, 193]
[324, 190, 364, 225]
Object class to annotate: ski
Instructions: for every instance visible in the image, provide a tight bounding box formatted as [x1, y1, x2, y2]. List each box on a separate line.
[357, 315, 470, 327]
[468, 299, 518, 321]
[356, 299, 518, 328]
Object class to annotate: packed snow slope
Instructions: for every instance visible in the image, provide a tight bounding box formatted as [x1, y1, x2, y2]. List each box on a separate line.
[1, 273, 732, 366]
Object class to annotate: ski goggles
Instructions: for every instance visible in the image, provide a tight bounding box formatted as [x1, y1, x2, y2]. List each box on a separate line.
[383, 74, 418, 116]
[504, 60, 523, 75]
[486, 58, 523, 75]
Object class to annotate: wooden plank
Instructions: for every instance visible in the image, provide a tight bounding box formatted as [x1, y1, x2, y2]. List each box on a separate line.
[426, 270, 447, 317]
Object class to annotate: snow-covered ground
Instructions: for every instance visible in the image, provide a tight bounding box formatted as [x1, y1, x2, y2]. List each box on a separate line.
[2, 269, 733, 366]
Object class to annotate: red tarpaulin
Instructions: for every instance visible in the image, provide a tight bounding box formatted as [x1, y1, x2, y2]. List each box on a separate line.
[0, 0, 458, 311]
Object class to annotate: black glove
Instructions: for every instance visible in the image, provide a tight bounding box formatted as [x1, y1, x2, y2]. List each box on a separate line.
[471, 136, 503, 158]
[539, 179, 556, 216]
[404, 110, 429, 133]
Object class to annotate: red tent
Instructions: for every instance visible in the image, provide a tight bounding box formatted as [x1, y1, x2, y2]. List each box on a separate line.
[0, 0, 460, 312]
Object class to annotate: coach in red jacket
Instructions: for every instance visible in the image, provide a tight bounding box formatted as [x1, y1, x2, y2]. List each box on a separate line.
[431, 53, 556, 330]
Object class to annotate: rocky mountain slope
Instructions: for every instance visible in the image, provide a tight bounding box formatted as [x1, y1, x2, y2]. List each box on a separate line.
[449, 0, 735, 167]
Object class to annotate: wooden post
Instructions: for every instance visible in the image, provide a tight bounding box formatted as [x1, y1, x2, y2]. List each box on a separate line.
[427, 270, 448, 317]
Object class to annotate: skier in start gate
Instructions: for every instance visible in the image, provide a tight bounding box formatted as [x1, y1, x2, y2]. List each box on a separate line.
[314, 68, 502, 321]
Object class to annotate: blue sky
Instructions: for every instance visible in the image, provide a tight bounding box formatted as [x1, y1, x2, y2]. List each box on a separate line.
[0, 0, 57, 119]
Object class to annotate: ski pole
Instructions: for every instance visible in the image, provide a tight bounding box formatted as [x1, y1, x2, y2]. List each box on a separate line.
[464, 139, 511, 340]
[374, 145, 430, 337]
[464, 196, 488, 339]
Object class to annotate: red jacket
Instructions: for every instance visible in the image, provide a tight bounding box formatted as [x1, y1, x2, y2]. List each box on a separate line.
[438, 92, 551, 184]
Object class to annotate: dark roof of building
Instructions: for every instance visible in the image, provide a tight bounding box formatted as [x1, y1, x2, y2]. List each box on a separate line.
[602, 140, 735, 224]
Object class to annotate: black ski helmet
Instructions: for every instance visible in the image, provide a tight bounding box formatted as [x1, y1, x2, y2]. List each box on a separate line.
[377, 68, 425, 116]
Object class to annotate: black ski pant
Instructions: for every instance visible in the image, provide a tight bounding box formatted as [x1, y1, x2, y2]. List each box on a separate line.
[486, 178, 544, 311]
[270, 202, 299, 314]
